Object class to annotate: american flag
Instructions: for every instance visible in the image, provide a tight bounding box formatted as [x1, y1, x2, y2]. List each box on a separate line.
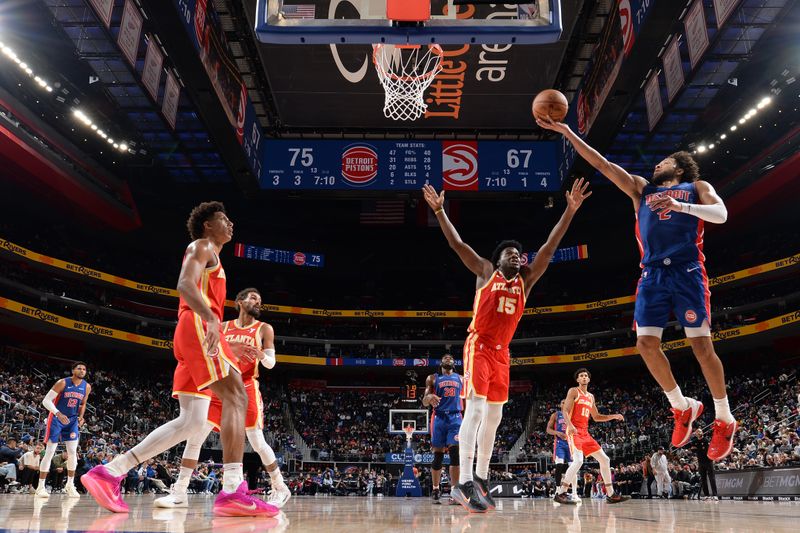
[360, 200, 406, 225]
[282, 4, 316, 19]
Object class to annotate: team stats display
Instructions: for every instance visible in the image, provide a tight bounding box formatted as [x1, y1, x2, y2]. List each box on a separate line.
[260, 140, 560, 191]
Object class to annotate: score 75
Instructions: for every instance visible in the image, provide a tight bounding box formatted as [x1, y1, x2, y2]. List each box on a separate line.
[289, 148, 314, 167]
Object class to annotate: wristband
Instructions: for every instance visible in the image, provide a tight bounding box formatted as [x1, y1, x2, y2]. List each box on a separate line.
[434, 208, 443, 215]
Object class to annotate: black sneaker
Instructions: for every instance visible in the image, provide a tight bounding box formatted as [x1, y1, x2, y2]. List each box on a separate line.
[472, 475, 496, 510]
[554, 492, 577, 505]
[432, 488, 441, 504]
[606, 493, 630, 504]
[450, 482, 488, 513]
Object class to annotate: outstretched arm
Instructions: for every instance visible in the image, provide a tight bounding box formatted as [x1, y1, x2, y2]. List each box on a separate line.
[537, 117, 648, 203]
[649, 180, 728, 224]
[422, 184, 492, 279]
[590, 398, 624, 423]
[523, 178, 591, 291]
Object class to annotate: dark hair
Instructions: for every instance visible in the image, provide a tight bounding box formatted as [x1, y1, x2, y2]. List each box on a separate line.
[186, 201, 226, 240]
[574, 367, 591, 380]
[491, 240, 523, 267]
[235, 287, 261, 302]
[668, 151, 700, 183]
[72, 361, 87, 370]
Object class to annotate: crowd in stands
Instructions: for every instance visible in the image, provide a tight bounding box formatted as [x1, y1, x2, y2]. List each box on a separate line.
[517, 364, 800, 474]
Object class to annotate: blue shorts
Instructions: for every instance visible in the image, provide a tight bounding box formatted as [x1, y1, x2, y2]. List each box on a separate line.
[45, 415, 80, 443]
[431, 412, 462, 448]
[634, 261, 711, 331]
[554, 440, 571, 463]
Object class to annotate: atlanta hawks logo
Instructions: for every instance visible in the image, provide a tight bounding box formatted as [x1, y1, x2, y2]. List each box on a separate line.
[442, 141, 478, 191]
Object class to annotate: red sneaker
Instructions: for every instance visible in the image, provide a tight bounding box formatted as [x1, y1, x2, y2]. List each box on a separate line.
[670, 398, 703, 448]
[707, 419, 737, 461]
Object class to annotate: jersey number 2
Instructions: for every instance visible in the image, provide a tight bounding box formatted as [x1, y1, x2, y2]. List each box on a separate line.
[496, 296, 517, 315]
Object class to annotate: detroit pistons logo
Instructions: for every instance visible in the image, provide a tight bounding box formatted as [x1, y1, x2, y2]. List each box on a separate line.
[442, 141, 478, 190]
[619, 0, 635, 57]
[342, 144, 378, 187]
[685, 310, 698, 323]
[70, 432, 77, 439]
[293, 252, 306, 266]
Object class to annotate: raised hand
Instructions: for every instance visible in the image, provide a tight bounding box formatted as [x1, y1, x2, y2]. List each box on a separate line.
[535, 115, 570, 135]
[422, 184, 445, 212]
[565, 177, 592, 212]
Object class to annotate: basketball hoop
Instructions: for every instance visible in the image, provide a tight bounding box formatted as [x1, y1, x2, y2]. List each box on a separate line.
[373, 43, 443, 121]
[403, 425, 415, 444]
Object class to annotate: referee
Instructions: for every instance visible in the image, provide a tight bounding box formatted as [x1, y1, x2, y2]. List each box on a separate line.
[690, 429, 718, 500]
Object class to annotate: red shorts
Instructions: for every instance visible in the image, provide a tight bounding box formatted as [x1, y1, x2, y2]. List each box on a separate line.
[172, 311, 240, 398]
[461, 333, 509, 404]
[206, 379, 263, 431]
[569, 427, 601, 456]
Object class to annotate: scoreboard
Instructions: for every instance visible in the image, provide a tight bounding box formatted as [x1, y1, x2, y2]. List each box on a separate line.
[260, 140, 560, 191]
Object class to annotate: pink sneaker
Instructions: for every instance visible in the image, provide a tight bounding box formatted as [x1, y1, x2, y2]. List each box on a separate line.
[214, 489, 279, 517]
[81, 465, 128, 513]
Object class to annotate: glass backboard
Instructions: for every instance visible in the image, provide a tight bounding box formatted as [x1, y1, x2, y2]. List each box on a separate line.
[389, 409, 430, 435]
[255, 0, 562, 45]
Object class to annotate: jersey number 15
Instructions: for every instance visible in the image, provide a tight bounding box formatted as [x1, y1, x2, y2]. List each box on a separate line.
[496, 296, 517, 315]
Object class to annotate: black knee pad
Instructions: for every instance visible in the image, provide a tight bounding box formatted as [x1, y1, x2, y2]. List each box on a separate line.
[556, 463, 569, 475]
[448, 445, 459, 467]
[432, 451, 445, 470]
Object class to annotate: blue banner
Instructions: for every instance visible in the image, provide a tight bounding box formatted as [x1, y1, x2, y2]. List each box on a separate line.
[173, 0, 264, 180]
[523, 244, 589, 265]
[261, 140, 561, 192]
[328, 358, 463, 368]
[385, 452, 451, 465]
[234, 243, 324, 268]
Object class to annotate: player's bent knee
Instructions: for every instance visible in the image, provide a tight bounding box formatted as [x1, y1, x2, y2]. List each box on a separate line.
[432, 451, 444, 470]
[636, 335, 662, 353]
[448, 445, 459, 466]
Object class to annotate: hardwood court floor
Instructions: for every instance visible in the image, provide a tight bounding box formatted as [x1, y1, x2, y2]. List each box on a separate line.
[1, 494, 798, 532]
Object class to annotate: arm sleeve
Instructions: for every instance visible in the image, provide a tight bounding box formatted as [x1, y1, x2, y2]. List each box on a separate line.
[260, 348, 276, 370]
[681, 202, 728, 223]
[42, 390, 60, 415]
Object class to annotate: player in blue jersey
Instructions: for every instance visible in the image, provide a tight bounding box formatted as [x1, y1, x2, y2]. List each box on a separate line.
[422, 354, 462, 505]
[539, 117, 736, 462]
[546, 401, 574, 498]
[36, 361, 91, 499]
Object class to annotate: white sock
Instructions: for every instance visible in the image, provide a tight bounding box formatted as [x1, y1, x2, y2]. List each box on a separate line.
[475, 403, 503, 480]
[105, 453, 137, 477]
[605, 483, 615, 497]
[556, 485, 566, 495]
[66, 475, 74, 487]
[433, 484, 440, 490]
[664, 386, 689, 411]
[268, 467, 285, 488]
[222, 463, 243, 493]
[457, 396, 486, 484]
[37, 477, 46, 489]
[713, 396, 735, 424]
[174, 467, 193, 493]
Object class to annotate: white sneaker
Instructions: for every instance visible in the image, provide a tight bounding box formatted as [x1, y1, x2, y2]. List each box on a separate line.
[154, 491, 189, 508]
[65, 484, 80, 498]
[266, 484, 292, 508]
[34, 486, 50, 499]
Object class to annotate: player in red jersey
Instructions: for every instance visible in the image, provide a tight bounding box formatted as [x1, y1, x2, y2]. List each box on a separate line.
[423, 179, 591, 513]
[82, 202, 276, 517]
[553, 368, 629, 505]
[156, 287, 291, 509]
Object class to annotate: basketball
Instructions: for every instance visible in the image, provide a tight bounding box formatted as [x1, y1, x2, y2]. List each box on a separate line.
[533, 89, 569, 122]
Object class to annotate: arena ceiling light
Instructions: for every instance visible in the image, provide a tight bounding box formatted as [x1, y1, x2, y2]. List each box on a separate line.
[0, 41, 53, 92]
[72, 108, 131, 154]
[697, 96, 775, 155]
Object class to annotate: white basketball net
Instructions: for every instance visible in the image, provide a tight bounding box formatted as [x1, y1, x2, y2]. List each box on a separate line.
[373, 44, 443, 121]
[403, 425, 415, 443]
